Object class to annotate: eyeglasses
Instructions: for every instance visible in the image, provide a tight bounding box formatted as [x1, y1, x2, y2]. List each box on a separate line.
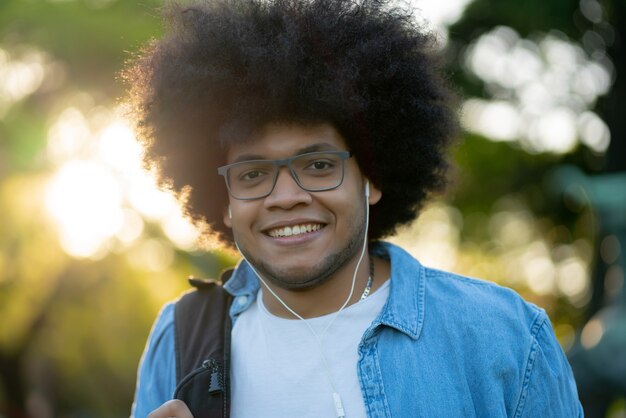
[217, 151, 352, 200]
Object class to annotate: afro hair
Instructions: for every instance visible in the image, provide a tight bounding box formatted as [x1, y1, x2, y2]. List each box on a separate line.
[124, 0, 458, 247]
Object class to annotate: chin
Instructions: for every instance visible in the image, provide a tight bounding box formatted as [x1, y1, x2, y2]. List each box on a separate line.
[266, 267, 330, 290]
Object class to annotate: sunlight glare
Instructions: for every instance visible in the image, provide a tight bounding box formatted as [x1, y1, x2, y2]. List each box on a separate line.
[45, 161, 123, 258]
[47, 107, 92, 163]
[128, 173, 179, 221]
[162, 213, 200, 251]
[97, 120, 144, 175]
[45, 105, 204, 256]
[115, 208, 145, 245]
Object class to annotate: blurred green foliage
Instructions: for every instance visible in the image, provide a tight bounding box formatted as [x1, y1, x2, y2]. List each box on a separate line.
[0, 0, 623, 416]
[0, 1, 235, 415]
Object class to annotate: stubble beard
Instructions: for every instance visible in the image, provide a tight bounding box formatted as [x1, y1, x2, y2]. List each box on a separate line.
[233, 204, 367, 291]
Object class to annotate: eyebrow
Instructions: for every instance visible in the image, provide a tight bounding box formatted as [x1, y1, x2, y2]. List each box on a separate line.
[231, 142, 340, 163]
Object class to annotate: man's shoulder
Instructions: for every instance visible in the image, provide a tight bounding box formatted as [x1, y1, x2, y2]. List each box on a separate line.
[424, 266, 541, 310]
[384, 242, 539, 310]
[422, 266, 547, 338]
[378, 242, 546, 341]
[143, 302, 176, 355]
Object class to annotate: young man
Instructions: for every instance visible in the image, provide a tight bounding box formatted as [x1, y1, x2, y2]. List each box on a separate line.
[128, 0, 583, 416]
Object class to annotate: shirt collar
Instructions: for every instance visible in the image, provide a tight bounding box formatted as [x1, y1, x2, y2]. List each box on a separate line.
[224, 259, 260, 316]
[223, 241, 425, 340]
[370, 241, 424, 340]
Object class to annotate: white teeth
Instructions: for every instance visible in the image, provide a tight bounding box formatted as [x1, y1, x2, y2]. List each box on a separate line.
[268, 224, 323, 238]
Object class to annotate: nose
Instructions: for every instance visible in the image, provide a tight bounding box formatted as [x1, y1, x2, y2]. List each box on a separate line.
[263, 167, 312, 209]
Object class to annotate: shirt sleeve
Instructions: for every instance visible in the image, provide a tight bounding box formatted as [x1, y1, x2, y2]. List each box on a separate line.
[515, 312, 583, 417]
[131, 303, 178, 418]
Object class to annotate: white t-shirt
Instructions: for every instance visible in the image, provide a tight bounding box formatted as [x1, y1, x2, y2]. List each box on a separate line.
[231, 280, 390, 418]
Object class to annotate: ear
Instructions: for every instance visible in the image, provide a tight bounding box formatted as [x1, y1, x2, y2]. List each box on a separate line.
[223, 206, 232, 228]
[366, 180, 382, 206]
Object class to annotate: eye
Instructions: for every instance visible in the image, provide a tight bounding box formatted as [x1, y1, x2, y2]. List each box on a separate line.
[307, 160, 334, 170]
[240, 170, 266, 181]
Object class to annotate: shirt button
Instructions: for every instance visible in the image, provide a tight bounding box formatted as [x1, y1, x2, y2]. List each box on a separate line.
[237, 295, 249, 306]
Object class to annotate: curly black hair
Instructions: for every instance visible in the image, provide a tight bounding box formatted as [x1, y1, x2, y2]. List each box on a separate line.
[124, 0, 458, 247]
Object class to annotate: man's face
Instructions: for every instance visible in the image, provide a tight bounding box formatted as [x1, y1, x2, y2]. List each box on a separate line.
[223, 123, 381, 290]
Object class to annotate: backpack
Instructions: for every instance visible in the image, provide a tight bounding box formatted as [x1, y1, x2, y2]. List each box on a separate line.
[173, 269, 234, 418]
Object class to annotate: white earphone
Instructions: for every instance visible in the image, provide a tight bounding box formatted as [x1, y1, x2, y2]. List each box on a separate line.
[228, 206, 232, 219]
[365, 180, 370, 197]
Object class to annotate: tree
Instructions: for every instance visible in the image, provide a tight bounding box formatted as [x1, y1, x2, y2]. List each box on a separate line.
[447, 1, 626, 415]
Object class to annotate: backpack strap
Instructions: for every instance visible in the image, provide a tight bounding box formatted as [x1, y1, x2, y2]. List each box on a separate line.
[173, 269, 234, 418]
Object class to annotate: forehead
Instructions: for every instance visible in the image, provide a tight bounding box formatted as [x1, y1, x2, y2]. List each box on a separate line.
[225, 123, 349, 162]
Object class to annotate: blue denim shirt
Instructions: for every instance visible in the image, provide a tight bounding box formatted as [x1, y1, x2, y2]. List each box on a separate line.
[132, 242, 583, 417]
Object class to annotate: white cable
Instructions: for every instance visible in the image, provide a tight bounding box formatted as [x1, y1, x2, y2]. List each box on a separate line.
[233, 185, 371, 418]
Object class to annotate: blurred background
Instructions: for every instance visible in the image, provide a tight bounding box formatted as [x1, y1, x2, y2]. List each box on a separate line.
[0, 0, 624, 416]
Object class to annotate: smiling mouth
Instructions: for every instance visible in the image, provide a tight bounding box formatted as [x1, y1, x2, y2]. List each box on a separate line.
[266, 223, 325, 238]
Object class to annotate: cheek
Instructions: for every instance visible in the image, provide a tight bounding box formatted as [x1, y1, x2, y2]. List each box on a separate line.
[334, 193, 367, 230]
[227, 203, 258, 233]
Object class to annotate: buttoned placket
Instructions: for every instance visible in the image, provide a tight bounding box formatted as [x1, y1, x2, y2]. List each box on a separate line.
[357, 324, 393, 418]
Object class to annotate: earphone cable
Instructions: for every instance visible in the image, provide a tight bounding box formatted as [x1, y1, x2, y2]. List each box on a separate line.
[232, 185, 371, 418]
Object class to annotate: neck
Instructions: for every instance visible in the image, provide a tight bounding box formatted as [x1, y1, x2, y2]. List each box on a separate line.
[259, 252, 384, 319]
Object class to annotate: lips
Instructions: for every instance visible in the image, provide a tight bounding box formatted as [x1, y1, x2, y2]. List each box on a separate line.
[266, 223, 325, 238]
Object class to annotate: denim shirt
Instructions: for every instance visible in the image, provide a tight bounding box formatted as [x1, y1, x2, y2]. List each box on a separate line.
[132, 242, 583, 417]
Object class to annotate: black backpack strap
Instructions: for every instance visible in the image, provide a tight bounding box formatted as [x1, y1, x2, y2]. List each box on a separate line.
[173, 269, 234, 418]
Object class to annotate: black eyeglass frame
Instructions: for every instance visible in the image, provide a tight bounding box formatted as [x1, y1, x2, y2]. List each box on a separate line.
[217, 150, 352, 200]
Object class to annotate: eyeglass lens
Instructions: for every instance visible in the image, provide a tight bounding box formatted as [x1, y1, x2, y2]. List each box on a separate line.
[225, 152, 346, 199]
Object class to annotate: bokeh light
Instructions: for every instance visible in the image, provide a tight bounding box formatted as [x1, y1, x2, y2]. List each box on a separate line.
[391, 200, 593, 307]
[461, 27, 613, 154]
[0, 47, 47, 116]
[1, 0, 621, 415]
[582, 318, 604, 349]
[43, 104, 199, 260]
[409, 0, 475, 43]
[45, 160, 124, 258]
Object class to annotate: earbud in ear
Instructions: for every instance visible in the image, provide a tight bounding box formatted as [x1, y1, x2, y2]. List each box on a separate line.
[228, 206, 232, 219]
[365, 180, 370, 197]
